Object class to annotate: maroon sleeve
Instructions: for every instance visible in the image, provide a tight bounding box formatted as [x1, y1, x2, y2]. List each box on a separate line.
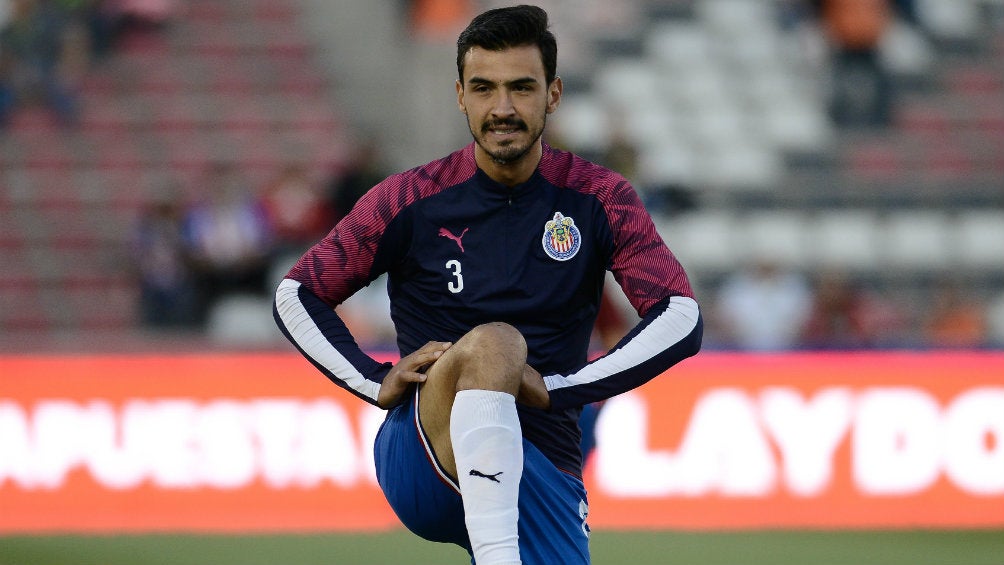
[603, 180, 694, 316]
[285, 145, 478, 307]
[285, 182, 392, 307]
[539, 147, 694, 317]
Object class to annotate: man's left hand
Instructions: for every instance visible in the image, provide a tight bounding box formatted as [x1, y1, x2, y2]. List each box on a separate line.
[517, 364, 550, 410]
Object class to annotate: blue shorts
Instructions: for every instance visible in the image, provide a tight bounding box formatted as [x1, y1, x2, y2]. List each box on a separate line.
[374, 387, 591, 565]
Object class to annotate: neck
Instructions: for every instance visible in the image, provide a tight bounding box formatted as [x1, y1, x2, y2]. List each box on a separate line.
[474, 142, 543, 187]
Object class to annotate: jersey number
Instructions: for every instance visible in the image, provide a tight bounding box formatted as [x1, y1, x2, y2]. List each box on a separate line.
[446, 260, 464, 293]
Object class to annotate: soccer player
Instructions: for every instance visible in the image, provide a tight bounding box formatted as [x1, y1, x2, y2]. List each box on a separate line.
[273, 5, 702, 564]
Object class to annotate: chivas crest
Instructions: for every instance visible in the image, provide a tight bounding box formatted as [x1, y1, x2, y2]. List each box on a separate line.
[542, 212, 581, 261]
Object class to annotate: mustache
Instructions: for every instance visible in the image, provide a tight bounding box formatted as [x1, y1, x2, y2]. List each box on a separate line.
[482, 118, 527, 133]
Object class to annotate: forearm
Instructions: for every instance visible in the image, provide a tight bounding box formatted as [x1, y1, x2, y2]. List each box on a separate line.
[273, 278, 391, 406]
[543, 295, 702, 411]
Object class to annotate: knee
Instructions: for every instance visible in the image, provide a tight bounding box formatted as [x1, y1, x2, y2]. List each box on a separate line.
[456, 322, 526, 358]
[448, 322, 527, 392]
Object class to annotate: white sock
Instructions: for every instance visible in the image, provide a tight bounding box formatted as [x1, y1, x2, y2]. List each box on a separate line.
[451, 389, 523, 565]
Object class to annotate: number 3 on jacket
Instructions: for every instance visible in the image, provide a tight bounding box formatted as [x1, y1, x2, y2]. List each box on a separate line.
[445, 260, 464, 293]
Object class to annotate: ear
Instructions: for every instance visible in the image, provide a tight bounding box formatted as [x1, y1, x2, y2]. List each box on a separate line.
[546, 76, 563, 114]
[456, 79, 467, 114]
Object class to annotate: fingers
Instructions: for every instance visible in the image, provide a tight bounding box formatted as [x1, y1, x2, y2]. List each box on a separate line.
[396, 369, 427, 385]
[410, 341, 452, 371]
[378, 342, 454, 408]
[421, 340, 452, 353]
[378, 368, 426, 409]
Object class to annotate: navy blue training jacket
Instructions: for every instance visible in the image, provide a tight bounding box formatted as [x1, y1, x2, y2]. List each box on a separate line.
[274, 142, 702, 477]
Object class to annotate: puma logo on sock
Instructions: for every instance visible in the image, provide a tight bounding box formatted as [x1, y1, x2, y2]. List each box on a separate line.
[469, 469, 503, 483]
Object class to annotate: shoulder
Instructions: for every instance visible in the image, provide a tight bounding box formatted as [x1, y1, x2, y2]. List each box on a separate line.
[378, 144, 477, 202]
[538, 143, 633, 203]
[351, 144, 478, 223]
[538, 143, 648, 227]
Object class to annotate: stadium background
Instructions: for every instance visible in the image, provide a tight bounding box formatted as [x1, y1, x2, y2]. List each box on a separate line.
[2, 0, 1003, 564]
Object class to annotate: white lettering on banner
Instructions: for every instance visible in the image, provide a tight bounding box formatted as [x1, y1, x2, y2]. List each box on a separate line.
[853, 388, 942, 495]
[595, 386, 1004, 498]
[0, 399, 383, 491]
[942, 388, 1004, 495]
[2, 388, 1002, 498]
[198, 400, 256, 489]
[359, 405, 385, 481]
[252, 400, 302, 488]
[760, 387, 853, 497]
[34, 401, 92, 489]
[595, 389, 775, 496]
[594, 393, 672, 497]
[297, 399, 359, 488]
[672, 388, 776, 496]
[85, 401, 145, 489]
[0, 401, 32, 487]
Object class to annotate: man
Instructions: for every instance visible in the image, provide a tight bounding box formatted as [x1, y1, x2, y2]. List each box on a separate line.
[273, 6, 702, 564]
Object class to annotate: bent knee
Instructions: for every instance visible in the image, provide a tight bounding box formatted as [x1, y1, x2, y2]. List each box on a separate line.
[438, 322, 527, 392]
[458, 322, 526, 358]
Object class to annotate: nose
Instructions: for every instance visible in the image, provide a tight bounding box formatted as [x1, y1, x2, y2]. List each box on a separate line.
[491, 90, 516, 118]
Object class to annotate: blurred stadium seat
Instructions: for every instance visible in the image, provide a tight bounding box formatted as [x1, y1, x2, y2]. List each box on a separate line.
[0, 0, 346, 346]
[1, 0, 1002, 350]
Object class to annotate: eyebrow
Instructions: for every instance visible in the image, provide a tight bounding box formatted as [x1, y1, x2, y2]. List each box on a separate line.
[467, 76, 540, 88]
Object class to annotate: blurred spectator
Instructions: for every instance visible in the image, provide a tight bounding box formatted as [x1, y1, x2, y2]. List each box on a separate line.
[987, 292, 1004, 348]
[922, 279, 988, 349]
[111, 0, 175, 26]
[103, 0, 176, 47]
[0, 0, 89, 127]
[334, 274, 398, 349]
[326, 140, 388, 222]
[302, 141, 395, 350]
[890, 0, 918, 26]
[594, 127, 697, 216]
[801, 270, 905, 349]
[580, 285, 635, 462]
[181, 161, 274, 325]
[595, 128, 638, 183]
[715, 259, 813, 351]
[408, 0, 471, 40]
[813, 0, 895, 127]
[592, 286, 632, 351]
[128, 179, 198, 328]
[78, 0, 119, 59]
[259, 161, 332, 256]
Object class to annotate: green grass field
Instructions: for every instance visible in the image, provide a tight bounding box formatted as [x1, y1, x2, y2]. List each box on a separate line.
[2, 529, 1002, 565]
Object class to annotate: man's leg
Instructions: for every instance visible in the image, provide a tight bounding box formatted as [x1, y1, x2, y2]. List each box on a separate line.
[419, 322, 526, 565]
[517, 441, 591, 565]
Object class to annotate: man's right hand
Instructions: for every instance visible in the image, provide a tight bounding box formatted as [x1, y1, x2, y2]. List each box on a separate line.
[377, 341, 452, 409]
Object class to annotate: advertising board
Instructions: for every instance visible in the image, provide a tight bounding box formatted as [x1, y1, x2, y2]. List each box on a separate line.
[2, 353, 1002, 532]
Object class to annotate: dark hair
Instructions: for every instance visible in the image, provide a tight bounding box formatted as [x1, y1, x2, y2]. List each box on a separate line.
[456, 5, 558, 85]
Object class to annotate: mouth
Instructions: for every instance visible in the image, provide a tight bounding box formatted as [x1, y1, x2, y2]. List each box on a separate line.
[484, 120, 526, 138]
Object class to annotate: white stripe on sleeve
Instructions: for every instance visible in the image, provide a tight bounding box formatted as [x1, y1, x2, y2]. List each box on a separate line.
[274, 278, 381, 402]
[543, 296, 699, 391]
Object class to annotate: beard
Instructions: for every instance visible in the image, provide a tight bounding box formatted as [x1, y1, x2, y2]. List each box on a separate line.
[468, 114, 546, 166]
